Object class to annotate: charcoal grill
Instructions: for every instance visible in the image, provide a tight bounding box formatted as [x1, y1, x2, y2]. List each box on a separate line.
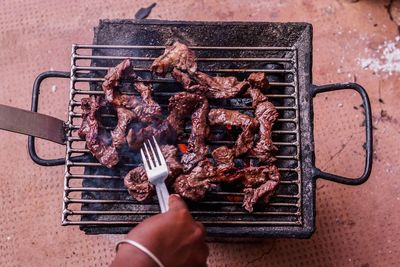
[0, 20, 372, 238]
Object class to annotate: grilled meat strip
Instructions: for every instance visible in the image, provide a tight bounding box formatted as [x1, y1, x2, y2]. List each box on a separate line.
[246, 81, 279, 163]
[192, 71, 249, 99]
[101, 59, 162, 149]
[242, 165, 280, 212]
[152, 41, 249, 99]
[248, 72, 270, 91]
[167, 92, 209, 172]
[124, 145, 183, 201]
[151, 41, 197, 76]
[78, 97, 119, 168]
[208, 108, 258, 158]
[173, 159, 242, 201]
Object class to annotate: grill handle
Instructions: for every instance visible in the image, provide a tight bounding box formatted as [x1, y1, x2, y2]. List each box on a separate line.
[28, 71, 70, 166]
[311, 83, 373, 185]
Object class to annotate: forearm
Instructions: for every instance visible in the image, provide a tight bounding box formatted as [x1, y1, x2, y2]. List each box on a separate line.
[110, 243, 158, 267]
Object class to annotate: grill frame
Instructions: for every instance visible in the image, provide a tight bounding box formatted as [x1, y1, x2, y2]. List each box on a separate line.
[27, 20, 372, 238]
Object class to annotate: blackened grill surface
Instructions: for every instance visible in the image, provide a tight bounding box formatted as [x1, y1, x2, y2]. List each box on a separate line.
[62, 20, 314, 237]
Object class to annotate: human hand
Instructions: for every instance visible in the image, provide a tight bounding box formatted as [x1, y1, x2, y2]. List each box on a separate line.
[110, 195, 208, 267]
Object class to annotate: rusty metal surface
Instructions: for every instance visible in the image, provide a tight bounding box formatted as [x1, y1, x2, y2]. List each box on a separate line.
[0, 0, 399, 266]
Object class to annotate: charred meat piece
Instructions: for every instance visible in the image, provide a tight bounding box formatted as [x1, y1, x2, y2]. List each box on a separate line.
[192, 71, 249, 99]
[173, 159, 242, 201]
[78, 97, 119, 168]
[101, 59, 162, 149]
[242, 165, 280, 212]
[172, 67, 248, 99]
[102, 59, 161, 122]
[151, 41, 197, 76]
[180, 96, 209, 172]
[211, 146, 234, 165]
[126, 125, 157, 151]
[167, 92, 209, 172]
[124, 167, 152, 202]
[252, 100, 279, 162]
[102, 59, 132, 103]
[247, 87, 279, 163]
[208, 108, 258, 157]
[173, 160, 214, 201]
[125, 145, 183, 201]
[171, 68, 199, 92]
[133, 81, 163, 124]
[111, 107, 135, 148]
[247, 72, 270, 91]
[246, 87, 267, 107]
[152, 42, 249, 99]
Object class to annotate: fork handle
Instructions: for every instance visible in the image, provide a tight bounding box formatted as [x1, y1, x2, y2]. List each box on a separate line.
[156, 183, 169, 213]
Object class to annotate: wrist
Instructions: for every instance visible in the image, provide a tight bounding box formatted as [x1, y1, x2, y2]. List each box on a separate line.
[111, 243, 158, 267]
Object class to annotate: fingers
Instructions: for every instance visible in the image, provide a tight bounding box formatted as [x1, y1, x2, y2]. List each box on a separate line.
[168, 194, 188, 211]
[196, 222, 206, 238]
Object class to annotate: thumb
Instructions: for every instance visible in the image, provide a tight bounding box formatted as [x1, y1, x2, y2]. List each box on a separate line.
[168, 194, 188, 211]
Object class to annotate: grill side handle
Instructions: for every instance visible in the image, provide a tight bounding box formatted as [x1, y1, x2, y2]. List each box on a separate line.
[28, 71, 70, 166]
[310, 83, 373, 185]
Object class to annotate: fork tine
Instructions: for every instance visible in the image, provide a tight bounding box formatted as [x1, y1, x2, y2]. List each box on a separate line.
[153, 136, 167, 166]
[140, 148, 151, 172]
[148, 139, 161, 166]
[143, 141, 155, 169]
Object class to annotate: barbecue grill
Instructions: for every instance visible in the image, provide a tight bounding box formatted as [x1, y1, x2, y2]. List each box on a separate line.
[0, 20, 372, 238]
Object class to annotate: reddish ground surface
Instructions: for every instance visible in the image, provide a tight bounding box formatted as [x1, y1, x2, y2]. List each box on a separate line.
[0, 1, 399, 266]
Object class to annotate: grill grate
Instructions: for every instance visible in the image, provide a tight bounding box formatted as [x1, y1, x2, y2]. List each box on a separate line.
[62, 44, 303, 230]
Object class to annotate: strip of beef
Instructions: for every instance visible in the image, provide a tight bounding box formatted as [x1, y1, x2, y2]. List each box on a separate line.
[133, 81, 163, 124]
[167, 92, 209, 172]
[124, 145, 183, 201]
[248, 72, 270, 91]
[126, 125, 157, 151]
[173, 159, 242, 201]
[242, 165, 280, 212]
[173, 160, 214, 201]
[78, 97, 119, 168]
[180, 96, 209, 172]
[152, 42, 248, 99]
[253, 101, 279, 162]
[111, 107, 135, 148]
[208, 108, 258, 158]
[102, 59, 132, 103]
[247, 87, 279, 163]
[192, 71, 249, 99]
[151, 41, 197, 76]
[172, 66, 248, 99]
[101, 59, 162, 149]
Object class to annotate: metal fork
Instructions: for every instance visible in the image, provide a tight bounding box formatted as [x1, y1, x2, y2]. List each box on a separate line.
[140, 136, 170, 213]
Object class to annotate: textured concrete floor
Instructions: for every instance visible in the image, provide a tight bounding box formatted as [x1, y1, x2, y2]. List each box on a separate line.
[0, 0, 399, 266]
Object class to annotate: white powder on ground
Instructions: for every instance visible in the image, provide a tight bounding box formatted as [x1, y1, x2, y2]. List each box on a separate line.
[358, 36, 400, 75]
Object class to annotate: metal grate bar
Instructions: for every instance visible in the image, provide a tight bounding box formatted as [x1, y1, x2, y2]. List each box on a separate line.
[64, 221, 302, 226]
[74, 55, 292, 62]
[74, 44, 294, 50]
